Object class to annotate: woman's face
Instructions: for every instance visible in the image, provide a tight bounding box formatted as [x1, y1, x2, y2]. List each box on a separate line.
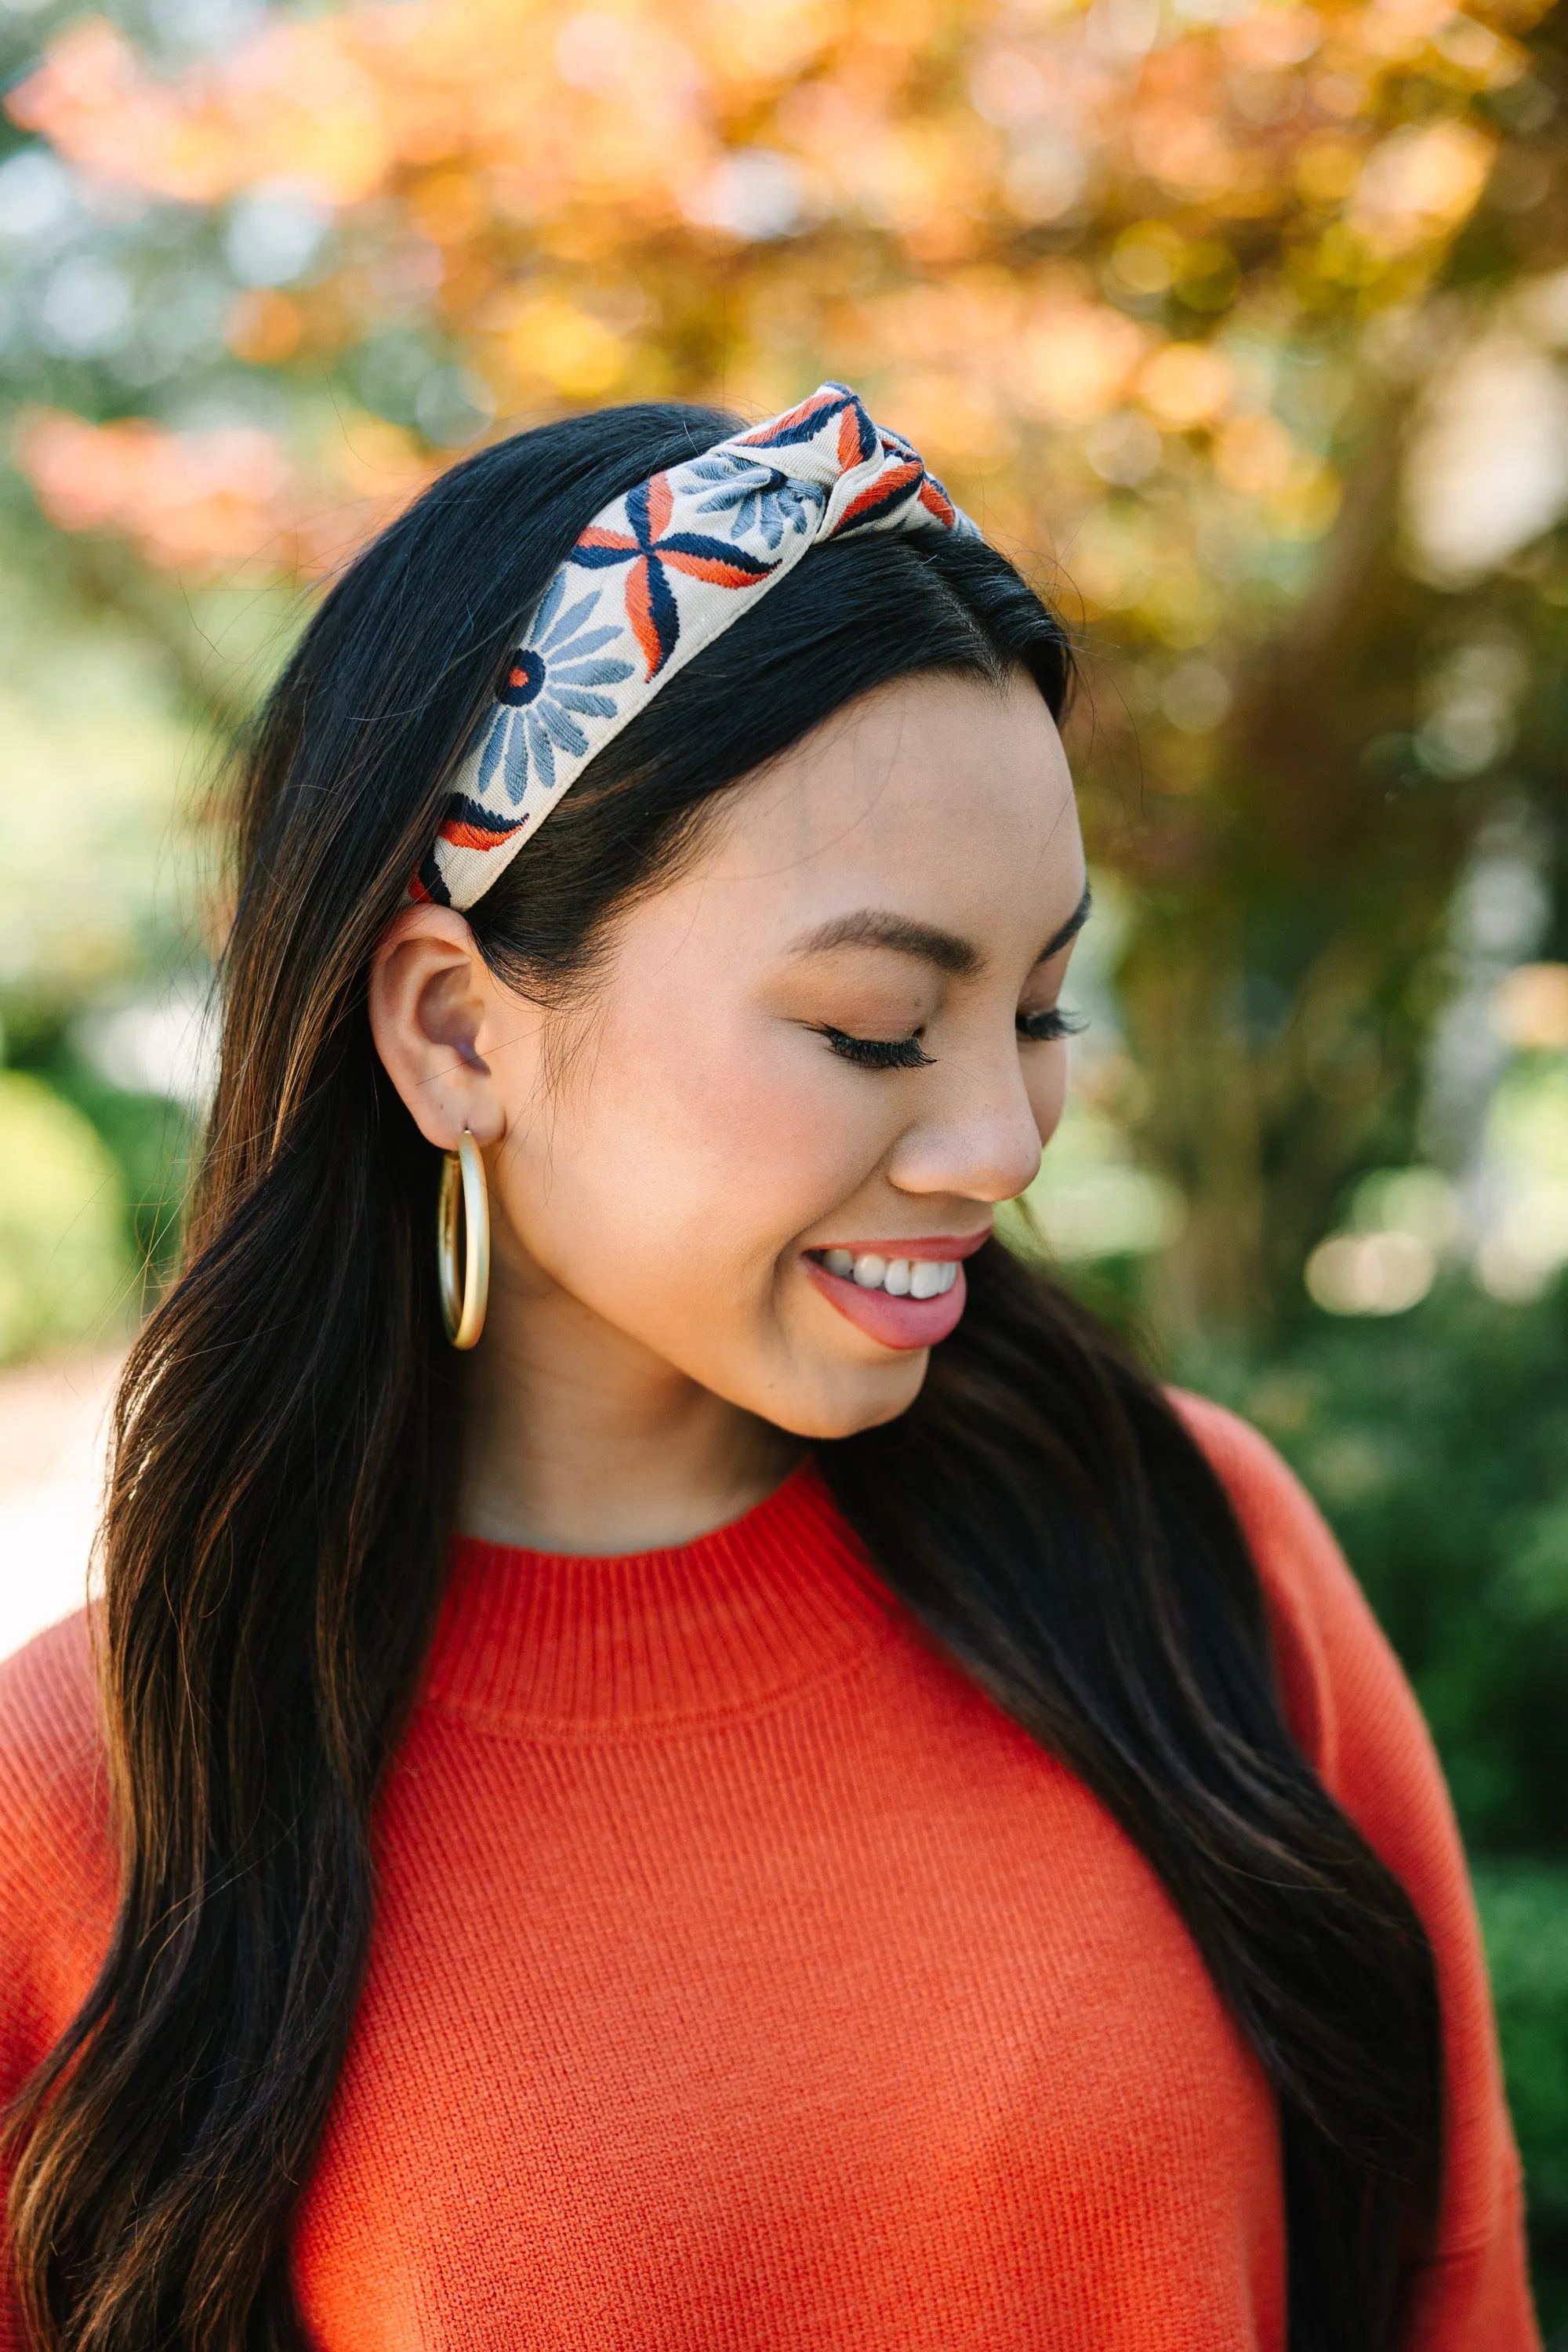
[373, 668, 1087, 1441]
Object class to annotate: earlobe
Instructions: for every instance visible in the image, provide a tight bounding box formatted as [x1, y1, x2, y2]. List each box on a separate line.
[368, 907, 506, 1152]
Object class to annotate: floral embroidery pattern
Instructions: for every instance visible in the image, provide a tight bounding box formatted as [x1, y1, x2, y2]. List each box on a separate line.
[734, 381, 880, 463]
[686, 457, 826, 553]
[477, 572, 636, 808]
[572, 473, 776, 678]
[415, 381, 977, 910]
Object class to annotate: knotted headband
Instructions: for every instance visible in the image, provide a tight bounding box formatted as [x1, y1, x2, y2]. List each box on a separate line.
[412, 381, 977, 910]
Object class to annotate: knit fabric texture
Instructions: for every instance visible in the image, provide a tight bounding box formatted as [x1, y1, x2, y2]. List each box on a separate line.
[0, 1397, 1539, 2349]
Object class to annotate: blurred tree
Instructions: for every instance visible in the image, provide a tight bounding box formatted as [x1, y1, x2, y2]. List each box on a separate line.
[2, 0, 1567, 1330]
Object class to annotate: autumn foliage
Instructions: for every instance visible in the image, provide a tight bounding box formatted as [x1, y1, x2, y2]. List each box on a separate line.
[8, 0, 1530, 590]
[5, 0, 1563, 1324]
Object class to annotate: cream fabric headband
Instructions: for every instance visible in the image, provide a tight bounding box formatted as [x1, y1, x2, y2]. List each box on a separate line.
[412, 382, 977, 910]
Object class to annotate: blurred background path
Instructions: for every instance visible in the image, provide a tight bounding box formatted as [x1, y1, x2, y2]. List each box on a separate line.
[0, 1350, 118, 1661]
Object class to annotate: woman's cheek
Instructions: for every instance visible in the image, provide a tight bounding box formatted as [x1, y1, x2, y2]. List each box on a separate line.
[622, 1018, 890, 1198]
[542, 1029, 887, 1301]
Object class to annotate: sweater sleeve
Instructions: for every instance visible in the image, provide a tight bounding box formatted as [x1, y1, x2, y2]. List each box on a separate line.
[1177, 1393, 1540, 2352]
[0, 1613, 118, 2352]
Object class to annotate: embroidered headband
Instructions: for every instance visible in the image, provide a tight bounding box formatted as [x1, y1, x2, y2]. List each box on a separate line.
[412, 382, 978, 911]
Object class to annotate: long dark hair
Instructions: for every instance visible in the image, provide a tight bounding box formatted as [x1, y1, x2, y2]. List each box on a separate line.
[6, 403, 1440, 2351]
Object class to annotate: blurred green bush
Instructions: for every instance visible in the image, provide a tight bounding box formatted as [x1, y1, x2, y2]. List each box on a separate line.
[1475, 1864, 1568, 2338]
[0, 1070, 128, 1357]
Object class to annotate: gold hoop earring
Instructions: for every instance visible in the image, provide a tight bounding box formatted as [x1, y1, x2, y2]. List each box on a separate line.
[437, 1130, 490, 1350]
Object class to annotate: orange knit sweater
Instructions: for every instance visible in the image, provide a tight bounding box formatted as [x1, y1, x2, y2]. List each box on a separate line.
[0, 1399, 1538, 2349]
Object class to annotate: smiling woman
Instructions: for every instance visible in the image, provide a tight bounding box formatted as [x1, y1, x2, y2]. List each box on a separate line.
[0, 391, 1539, 2352]
[377, 662, 1086, 1535]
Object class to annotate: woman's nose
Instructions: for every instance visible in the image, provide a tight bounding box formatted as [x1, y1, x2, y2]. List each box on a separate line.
[887, 1045, 1045, 1207]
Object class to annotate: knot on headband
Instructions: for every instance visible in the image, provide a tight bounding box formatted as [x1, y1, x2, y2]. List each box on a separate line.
[412, 382, 978, 911]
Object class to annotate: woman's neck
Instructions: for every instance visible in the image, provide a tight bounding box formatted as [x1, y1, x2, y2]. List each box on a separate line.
[456, 1264, 804, 1557]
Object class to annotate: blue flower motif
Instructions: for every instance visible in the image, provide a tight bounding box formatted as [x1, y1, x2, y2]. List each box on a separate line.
[478, 574, 635, 808]
[686, 456, 826, 552]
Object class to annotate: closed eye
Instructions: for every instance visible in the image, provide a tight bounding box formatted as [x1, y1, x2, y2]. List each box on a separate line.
[1018, 1007, 1088, 1044]
[818, 1026, 935, 1071]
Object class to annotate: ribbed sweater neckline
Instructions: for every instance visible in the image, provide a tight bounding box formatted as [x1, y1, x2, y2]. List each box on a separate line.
[421, 1461, 897, 1740]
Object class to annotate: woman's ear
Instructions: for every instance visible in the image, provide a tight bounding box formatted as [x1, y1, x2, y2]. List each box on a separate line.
[368, 906, 510, 1150]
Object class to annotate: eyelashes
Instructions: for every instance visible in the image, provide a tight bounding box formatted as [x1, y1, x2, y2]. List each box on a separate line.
[818, 1007, 1087, 1070]
[1017, 1006, 1089, 1044]
[818, 1026, 935, 1071]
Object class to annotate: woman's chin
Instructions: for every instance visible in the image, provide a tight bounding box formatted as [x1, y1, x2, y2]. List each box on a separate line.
[763, 1348, 931, 1443]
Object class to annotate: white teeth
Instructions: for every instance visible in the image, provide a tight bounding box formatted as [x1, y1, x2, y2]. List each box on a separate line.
[818, 1250, 960, 1298]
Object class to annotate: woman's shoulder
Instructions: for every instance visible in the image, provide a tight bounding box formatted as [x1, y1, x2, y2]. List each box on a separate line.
[1170, 1389, 1446, 1839]
[0, 1611, 115, 1955]
[1167, 1400, 1537, 2324]
[0, 1608, 103, 1783]
[0, 1614, 116, 2137]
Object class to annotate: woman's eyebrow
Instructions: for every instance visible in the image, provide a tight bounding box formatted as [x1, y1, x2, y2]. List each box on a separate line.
[785, 910, 982, 976]
[786, 880, 1092, 978]
[1037, 880, 1093, 966]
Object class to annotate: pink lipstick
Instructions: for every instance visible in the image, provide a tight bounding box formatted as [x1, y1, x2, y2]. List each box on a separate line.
[802, 1230, 989, 1352]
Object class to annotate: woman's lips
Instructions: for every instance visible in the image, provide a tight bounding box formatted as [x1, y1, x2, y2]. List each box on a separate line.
[802, 1232, 988, 1352]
